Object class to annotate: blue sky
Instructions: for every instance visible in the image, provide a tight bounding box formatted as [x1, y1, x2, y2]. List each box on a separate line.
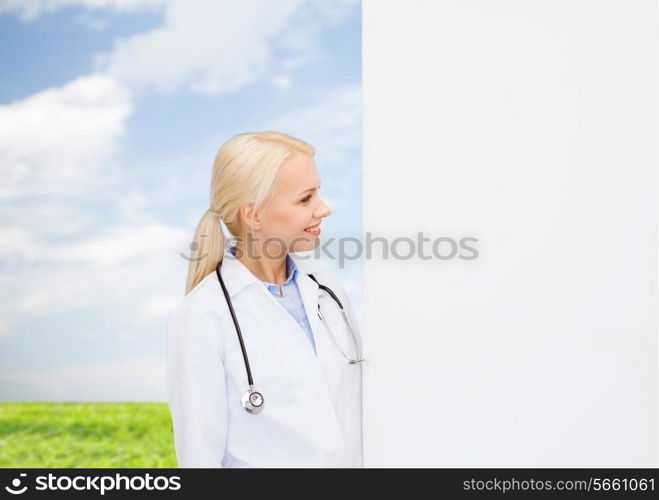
[0, 0, 362, 401]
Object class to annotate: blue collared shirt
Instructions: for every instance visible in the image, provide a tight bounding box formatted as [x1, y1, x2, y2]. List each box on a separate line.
[229, 247, 316, 355]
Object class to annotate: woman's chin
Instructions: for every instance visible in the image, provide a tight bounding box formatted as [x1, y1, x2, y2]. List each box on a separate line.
[292, 237, 319, 253]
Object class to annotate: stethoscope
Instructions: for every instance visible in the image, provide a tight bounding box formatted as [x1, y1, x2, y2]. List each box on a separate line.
[215, 256, 366, 415]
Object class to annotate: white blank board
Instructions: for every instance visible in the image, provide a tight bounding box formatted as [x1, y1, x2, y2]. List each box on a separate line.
[362, 0, 657, 467]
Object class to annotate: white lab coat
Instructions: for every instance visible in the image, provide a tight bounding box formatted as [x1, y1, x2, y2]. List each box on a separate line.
[165, 250, 363, 468]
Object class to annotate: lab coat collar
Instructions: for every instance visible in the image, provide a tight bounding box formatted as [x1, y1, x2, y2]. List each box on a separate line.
[218, 249, 319, 300]
[217, 251, 262, 298]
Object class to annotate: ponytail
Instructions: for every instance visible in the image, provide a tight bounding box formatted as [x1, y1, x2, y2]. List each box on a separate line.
[184, 209, 226, 295]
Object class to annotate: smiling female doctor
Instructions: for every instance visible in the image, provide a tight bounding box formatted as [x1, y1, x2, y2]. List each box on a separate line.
[165, 131, 364, 468]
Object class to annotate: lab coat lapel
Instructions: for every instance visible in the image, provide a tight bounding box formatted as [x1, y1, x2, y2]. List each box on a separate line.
[290, 255, 343, 403]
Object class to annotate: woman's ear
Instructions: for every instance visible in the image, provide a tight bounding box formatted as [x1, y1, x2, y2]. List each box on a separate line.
[239, 202, 262, 231]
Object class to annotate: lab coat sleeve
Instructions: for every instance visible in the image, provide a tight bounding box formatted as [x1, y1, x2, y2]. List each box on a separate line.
[165, 301, 228, 468]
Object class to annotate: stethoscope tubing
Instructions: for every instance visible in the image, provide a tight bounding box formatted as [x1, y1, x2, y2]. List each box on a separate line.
[215, 256, 363, 414]
[216, 259, 255, 387]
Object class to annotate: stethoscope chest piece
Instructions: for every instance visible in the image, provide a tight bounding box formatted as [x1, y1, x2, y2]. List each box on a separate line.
[241, 387, 265, 414]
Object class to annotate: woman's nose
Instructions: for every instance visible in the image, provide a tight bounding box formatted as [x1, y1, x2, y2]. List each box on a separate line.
[315, 197, 332, 218]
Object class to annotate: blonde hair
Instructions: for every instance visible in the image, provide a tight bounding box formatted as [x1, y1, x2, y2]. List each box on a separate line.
[184, 131, 315, 295]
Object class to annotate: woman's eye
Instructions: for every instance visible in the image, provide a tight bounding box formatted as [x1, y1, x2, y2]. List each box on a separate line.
[301, 195, 312, 203]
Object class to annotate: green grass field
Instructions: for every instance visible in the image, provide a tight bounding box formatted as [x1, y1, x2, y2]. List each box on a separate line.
[0, 403, 177, 468]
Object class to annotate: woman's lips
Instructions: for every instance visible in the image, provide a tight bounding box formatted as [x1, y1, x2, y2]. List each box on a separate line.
[304, 224, 321, 236]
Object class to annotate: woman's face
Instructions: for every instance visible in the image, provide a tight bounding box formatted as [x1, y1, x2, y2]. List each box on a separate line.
[245, 152, 332, 256]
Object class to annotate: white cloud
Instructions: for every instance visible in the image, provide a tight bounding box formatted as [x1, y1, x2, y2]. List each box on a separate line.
[47, 222, 187, 267]
[97, 0, 308, 95]
[314, 0, 360, 25]
[0, 0, 165, 22]
[0, 357, 165, 401]
[0, 221, 192, 337]
[0, 317, 9, 338]
[271, 74, 292, 91]
[0, 73, 132, 201]
[2, 1, 359, 99]
[92, 0, 358, 96]
[117, 189, 151, 222]
[0, 227, 40, 263]
[73, 9, 108, 31]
